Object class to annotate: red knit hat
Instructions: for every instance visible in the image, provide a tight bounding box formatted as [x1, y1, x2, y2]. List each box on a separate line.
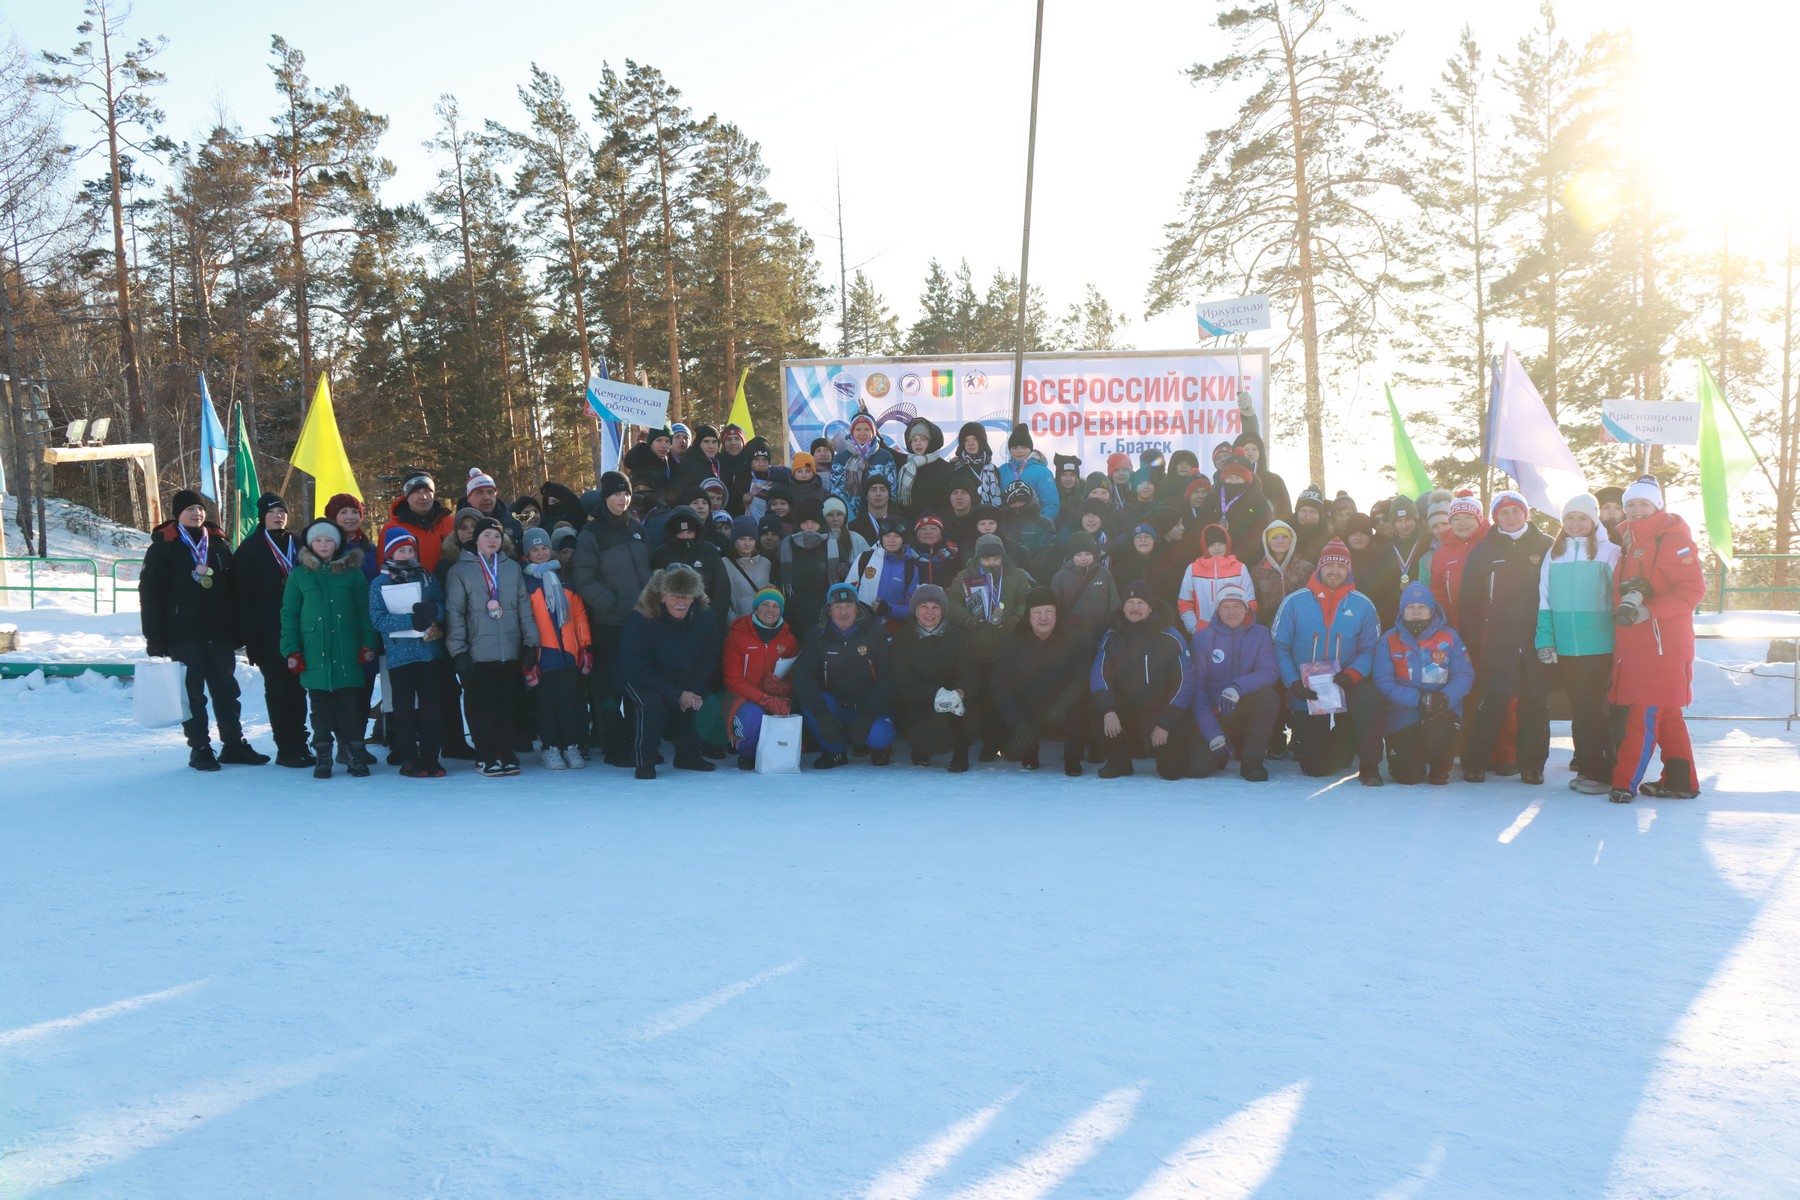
[1107, 452, 1131, 476]
[1316, 537, 1352, 573]
[324, 493, 362, 522]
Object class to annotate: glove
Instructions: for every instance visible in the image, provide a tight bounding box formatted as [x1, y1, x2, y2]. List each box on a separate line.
[873, 599, 890, 617]
[523, 664, 540, 688]
[358, 646, 377, 665]
[1236, 388, 1255, 417]
[521, 646, 539, 671]
[933, 687, 965, 716]
[764, 673, 792, 698]
[762, 695, 790, 716]
[145, 638, 168, 659]
[411, 601, 436, 633]
[1292, 684, 1318, 701]
[1209, 735, 1229, 753]
[453, 652, 474, 678]
[1420, 691, 1451, 717]
[1536, 646, 1558, 664]
[285, 652, 306, 675]
[577, 647, 593, 675]
[1219, 686, 1240, 711]
[1333, 670, 1358, 689]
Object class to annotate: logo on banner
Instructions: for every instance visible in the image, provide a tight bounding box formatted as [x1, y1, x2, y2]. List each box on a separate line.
[832, 376, 860, 401]
[931, 369, 955, 398]
[964, 371, 988, 393]
[900, 373, 922, 397]
[865, 373, 891, 400]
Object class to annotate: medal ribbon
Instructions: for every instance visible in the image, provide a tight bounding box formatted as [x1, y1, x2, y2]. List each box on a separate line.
[266, 530, 296, 577]
[479, 551, 502, 604]
[181, 525, 209, 573]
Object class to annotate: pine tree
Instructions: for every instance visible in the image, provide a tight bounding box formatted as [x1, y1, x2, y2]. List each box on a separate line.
[1058, 286, 1130, 351]
[840, 272, 900, 356]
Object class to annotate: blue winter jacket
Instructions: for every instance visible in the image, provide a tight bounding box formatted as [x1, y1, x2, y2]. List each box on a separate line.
[1188, 618, 1280, 744]
[1374, 581, 1475, 733]
[1270, 568, 1380, 713]
[368, 568, 448, 669]
[995, 456, 1060, 521]
[1089, 600, 1195, 730]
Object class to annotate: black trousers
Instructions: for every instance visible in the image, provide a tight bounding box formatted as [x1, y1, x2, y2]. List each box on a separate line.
[1289, 678, 1383, 776]
[1385, 715, 1460, 783]
[1558, 654, 1616, 781]
[1464, 657, 1551, 775]
[1190, 685, 1280, 775]
[388, 658, 447, 766]
[1092, 707, 1189, 779]
[1011, 701, 1087, 768]
[172, 640, 242, 750]
[535, 667, 585, 750]
[257, 659, 307, 756]
[307, 687, 366, 757]
[969, 662, 1000, 750]
[624, 685, 702, 767]
[898, 700, 973, 758]
[441, 667, 472, 751]
[464, 661, 522, 763]
[587, 624, 630, 761]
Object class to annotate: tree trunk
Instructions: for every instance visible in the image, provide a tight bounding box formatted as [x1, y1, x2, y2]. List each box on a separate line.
[653, 124, 684, 419]
[0, 249, 35, 550]
[1775, 223, 1795, 585]
[1280, 14, 1326, 490]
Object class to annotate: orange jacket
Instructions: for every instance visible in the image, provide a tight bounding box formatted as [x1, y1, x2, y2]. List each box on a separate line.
[526, 579, 592, 669]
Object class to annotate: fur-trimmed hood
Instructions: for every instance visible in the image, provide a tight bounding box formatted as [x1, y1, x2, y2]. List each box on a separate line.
[635, 564, 710, 619]
[299, 545, 367, 573]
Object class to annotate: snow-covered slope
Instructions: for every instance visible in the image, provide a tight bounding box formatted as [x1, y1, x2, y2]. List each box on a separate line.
[1, 615, 1796, 1198]
[2, 494, 150, 614]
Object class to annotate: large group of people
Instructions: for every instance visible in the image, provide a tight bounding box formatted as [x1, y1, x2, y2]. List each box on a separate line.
[139, 409, 1705, 802]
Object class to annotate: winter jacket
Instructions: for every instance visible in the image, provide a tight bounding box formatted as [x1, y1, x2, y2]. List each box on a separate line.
[1176, 554, 1256, 633]
[445, 551, 539, 664]
[1110, 543, 1186, 605]
[140, 520, 238, 655]
[651, 512, 733, 632]
[1250, 524, 1312, 629]
[722, 553, 773, 622]
[1459, 523, 1555, 695]
[1187, 617, 1280, 745]
[722, 614, 800, 729]
[337, 530, 382, 583]
[1050, 559, 1119, 645]
[794, 606, 894, 713]
[1210, 480, 1271, 569]
[233, 528, 299, 665]
[889, 620, 969, 717]
[995, 456, 1060, 521]
[1089, 600, 1195, 730]
[1363, 532, 1429, 629]
[279, 547, 380, 691]
[851, 544, 918, 623]
[1000, 508, 1059, 583]
[1374, 581, 1475, 733]
[992, 616, 1090, 732]
[948, 423, 1004, 509]
[1610, 510, 1705, 708]
[617, 591, 721, 705]
[382, 497, 455, 574]
[525, 566, 592, 671]
[827, 440, 899, 520]
[572, 511, 653, 627]
[1271, 569, 1381, 710]
[368, 564, 448, 669]
[1535, 530, 1621, 657]
[896, 418, 952, 514]
[906, 543, 963, 590]
[776, 529, 842, 634]
[1421, 521, 1487, 632]
[539, 482, 588, 532]
[946, 559, 1036, 664]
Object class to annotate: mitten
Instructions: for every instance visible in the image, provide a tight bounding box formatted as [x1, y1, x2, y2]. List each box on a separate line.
[285, 652, 306, 675]
[1220, 686, 1240, 706]
[1209, 735, 1229, 753]
[358, 646, 377, 665]
[873, 599, 890, 617]
[411, 602, 436, 633]
[764, 673, 792, 698]
[523, 664, 540, 688]
[145, 638, 168, 659]
[453, 652, 474, 678]
[1333, 670, 1358, 689]
[762, 695, 790, 716]
[1292, 684, 1318, 701]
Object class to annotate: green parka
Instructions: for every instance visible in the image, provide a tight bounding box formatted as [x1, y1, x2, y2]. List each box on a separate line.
[280, 547, 380, 691]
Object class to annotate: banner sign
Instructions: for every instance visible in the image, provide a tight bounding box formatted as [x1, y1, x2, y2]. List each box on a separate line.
[1196, 294, 1272, 337]
[586, 375, 670, 429]
[782, 349, 1270, 473]
[1601, 399, 1701, 445]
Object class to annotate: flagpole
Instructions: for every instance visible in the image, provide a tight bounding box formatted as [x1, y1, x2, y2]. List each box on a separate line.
[1009, 0, 1046, 429]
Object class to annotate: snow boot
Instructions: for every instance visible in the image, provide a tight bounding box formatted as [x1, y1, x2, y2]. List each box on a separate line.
[1098, 759, 1134, 779]
[1359, 764, 1385, 787]
[1240, 759, 1269, 782]
[635, 764, 657, 780]
[1572, 776, 1613, 795]
[813, 751, 847, 771]
[738, 754, 756, 771]
[1609, 787, 1635, 803]
[1063, 754, 1083, 778]
[218, 741, 269, 766]
[1519, 768, 1545, 786]
[673, 754, 716, 772]
[1427, 766, 1451, 786]
[1638, 759, 1699, 800]
[948, 749, 970, 773]
[189, 746, 221, 772]
[348, 759, 371, 778]
[313, 754, 333, 779]
[870, 748, 891, 767]
[1461, 767, 1487, 783]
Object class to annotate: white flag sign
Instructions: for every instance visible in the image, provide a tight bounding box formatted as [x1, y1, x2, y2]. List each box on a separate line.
[1196, 294, 1272, 336]
[586, 375, 670, 428]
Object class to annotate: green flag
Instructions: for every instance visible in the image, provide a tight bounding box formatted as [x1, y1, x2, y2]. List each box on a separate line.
[1697, 359, 1759, 567]
[1386, 384, 1432, 499]
[231, 402, 261, 545]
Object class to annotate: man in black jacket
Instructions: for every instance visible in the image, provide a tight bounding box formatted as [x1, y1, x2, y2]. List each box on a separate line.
[992, 586, 1090, 775]
[617, 565, 721, 779]
[1458, 491, 1556, 785]
[233, 493, 311, 767]
[1089, 582, 1194, 780]
[140, 489, 268, 771]
[650, 505, 732, 636]
[793, 582, 897, 769]
[572, 472, 653, 766]
[888, 584, 973, 771]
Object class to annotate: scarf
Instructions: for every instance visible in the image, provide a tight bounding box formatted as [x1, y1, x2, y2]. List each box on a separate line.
[384, 558, 426, 586]
[897, 452, 932, 505]
[856, 544, 893, 606]
[525, 560, 567, 623]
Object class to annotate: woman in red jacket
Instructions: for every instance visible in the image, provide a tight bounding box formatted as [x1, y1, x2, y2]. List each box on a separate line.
[723, 587, 801, 769]
[1609, 476, 1706, 802]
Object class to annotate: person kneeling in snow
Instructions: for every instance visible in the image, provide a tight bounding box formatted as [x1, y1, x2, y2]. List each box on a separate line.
[1374, 582, 1474, 785]
[618, 566, 722, 779]
[723, 587, 801, 770]
[1089, 580, 1194, 780]
[992, 586, 1091, 775]
[1187, 584, 1280, 781]
[890, 584, 974, 772]
[1271, 537, 1386, 786]
[793, 582, 897, 769]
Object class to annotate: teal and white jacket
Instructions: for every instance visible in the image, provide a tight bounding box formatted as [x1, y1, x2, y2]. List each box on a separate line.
[1534, 530, 1621, 656]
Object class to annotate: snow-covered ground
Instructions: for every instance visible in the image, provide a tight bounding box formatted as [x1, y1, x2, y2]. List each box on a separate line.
[1, 600, 1797, 1199]
[1, 494, 148, 617]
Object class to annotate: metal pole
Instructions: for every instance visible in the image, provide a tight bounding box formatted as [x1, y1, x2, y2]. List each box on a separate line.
[1009, 0, 1047, 428]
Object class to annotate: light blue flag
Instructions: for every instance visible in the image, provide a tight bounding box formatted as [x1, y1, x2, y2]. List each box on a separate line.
[592, 358, 623, 476]
[197, 374, 229, 502]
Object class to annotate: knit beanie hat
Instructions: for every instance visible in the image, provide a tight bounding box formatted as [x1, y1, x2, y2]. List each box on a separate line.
[822, 495, 848, 520]
[1622, 474, 1664, 510]
[1107, 452, 1132, 476]
[1214, 583, 1250, 609]
[599, 470, 631, 501]
[170, 488, 207, 519]
[669, 422, 691, 439]
[1316, 537, 1352, 573]
[324, 493, 363, 523]
[402, 472, 436, 497]
[522, 527, 552, 554]
[454, 506, 484, 527]
[551, 527, 579, 552]
[256, 492, 288, 517]
[751, 587, 785, 626]
[382, 526, 418, 557]
[1185, 475, 1214, 502]
[910, 583, 949, 612]
[1295, 485, 1325, 514]
[1008, 423, 1033, 451]
[1132, 521, 1158, 539]
[695, 424, 719, 444]
[790, 451, 816, 473]
[1491, 491, 1529, 522]
[810, 436, 833, 455]
[1561, 493, 1600, 526]
[914, 513, 945, 534]
[1064, 530, 1098, 557]
[1427, 498, 1453, 524]
[1053, 453, 1081, 476]
[731, 515, 759, 541]
[1448, 489, 1483, 520]
[1023, 584, 1059, 613]
[825, 581, 859, 606]
[465, 467, 497, 495]
[973, 533, 1006, 560]
[302, 519, 343, 551]
[1389, 496, 1418, 523]
[1594, 485, 1625, 506]
[1124, 579, 1157, 605]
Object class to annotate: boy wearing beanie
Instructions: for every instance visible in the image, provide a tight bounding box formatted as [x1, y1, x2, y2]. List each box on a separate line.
[369, 525, 450, 777]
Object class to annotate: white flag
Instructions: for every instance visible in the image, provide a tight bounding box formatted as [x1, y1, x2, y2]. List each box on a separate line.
[1487, 346, 1588, 515]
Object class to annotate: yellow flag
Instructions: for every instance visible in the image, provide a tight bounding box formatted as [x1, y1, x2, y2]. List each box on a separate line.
[290, 375, 361, 513]
[727, 367, 755, 439]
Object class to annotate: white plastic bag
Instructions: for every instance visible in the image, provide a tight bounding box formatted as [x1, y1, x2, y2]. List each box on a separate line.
[755, 714, 804, 774]
[134, 658, 191, 727]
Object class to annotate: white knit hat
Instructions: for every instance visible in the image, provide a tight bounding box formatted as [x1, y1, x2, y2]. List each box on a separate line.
[466, 467, 497, 494]
[1561, 493, 1600, 525]
[1623, 474, 1664, 510]
[1447, 489, 1483, 520]
[1490, 490, 1529, 520]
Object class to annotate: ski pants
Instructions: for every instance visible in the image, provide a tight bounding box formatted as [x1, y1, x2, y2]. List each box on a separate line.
[308, 687, 366, 759]
[625, 685, 704, 767]
[1289, 678, 1382, 777]
[1463, 657, 1550, 776]
[802, 693, 897, 754]
[1384, 714, 1460, 784]
[1092, 706, 1189, 780]
[172, 639, 242, 751]
[464, 660, 522, 763]
[1613, 704, 1694, 793]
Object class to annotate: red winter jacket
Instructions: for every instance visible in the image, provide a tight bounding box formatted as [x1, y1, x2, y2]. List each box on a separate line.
[1610, 510, 1704, 707]
[722, 613, 801, 727]
[1426, 522, 1487, 632]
